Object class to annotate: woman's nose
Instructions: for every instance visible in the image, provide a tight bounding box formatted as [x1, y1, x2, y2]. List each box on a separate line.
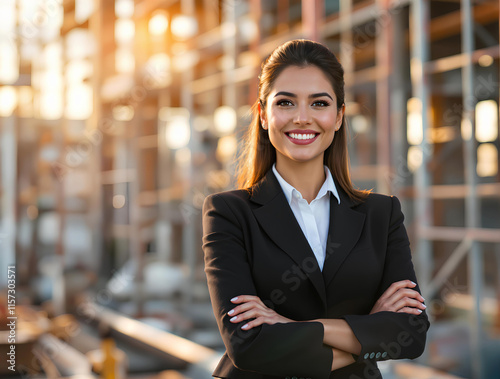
[293, 104, 312, 125]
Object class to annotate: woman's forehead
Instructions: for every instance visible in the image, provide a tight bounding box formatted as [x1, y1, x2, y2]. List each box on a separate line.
[270, 65, 335, 96]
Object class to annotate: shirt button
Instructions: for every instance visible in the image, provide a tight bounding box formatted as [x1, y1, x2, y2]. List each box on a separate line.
[363, 353, 369, 359]
[294, 192, 301, 199]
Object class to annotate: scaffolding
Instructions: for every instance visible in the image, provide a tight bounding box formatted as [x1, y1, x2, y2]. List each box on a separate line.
[0, 0, 499, 378]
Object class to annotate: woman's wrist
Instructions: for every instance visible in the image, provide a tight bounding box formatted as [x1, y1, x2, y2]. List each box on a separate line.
[315, 318, 362, 355]
[331, 348, 356, 371]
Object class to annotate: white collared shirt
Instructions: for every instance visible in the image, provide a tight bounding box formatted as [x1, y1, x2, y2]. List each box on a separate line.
[272, 163, 340, 271]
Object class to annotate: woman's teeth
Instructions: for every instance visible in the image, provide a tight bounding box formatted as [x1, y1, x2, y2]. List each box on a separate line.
[288, 133, 316, 140]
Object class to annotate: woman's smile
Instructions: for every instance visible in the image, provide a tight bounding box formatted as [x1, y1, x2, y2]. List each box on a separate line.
[260, 65, 344, 168]
[285, 130, 320, 144]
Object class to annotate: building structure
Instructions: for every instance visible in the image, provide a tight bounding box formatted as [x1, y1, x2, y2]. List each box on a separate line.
[0, 0, 499, 377]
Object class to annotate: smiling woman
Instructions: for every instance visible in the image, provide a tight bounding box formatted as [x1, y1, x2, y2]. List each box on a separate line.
[259, 65, 343, 202]
[202, 40, 429, 379]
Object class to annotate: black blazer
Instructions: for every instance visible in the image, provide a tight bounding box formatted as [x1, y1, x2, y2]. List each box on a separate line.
[202, 168, 429, 379]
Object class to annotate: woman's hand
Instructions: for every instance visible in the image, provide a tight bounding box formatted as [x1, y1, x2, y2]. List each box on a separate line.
[228, 295, 294, 330]
[370, 280, 426, 315]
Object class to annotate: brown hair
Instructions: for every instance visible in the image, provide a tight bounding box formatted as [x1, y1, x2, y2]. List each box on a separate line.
[236, 39, 370, 203]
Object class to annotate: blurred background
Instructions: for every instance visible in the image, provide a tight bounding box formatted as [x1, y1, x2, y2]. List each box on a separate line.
[0, 0, 499, 378]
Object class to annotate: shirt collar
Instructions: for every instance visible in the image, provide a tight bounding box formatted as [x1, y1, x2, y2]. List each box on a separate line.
[272, 163, 341, 205]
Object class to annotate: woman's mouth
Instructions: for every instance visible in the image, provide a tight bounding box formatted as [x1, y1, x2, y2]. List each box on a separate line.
[285, 132, 319, 145]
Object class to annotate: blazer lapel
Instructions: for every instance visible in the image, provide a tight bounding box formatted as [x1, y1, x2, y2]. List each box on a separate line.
[322, 189, 366, 288]
[250, 169, 327, 305]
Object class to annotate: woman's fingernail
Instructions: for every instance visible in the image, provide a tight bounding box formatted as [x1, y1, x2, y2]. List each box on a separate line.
[410, 281, 416, 286]
[422, 304, 427, 309]
[230, 316, 237, 322]
[241, 324, 249, 329]
[231, 297, 238, 302]
[417, 309, 422, 313]
[228, 309, 234, 315]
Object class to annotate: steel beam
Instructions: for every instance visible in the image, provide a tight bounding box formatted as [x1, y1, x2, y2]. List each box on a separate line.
[302, 0, 324, 41]
[461, 0, 484, 377]
[375, 0, 393, 195]
[0, 116, 17, 285]
[410, 0, 433, 299]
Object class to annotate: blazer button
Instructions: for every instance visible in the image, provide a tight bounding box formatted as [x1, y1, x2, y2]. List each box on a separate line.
[376, 352, 381, 359]
[363, 353, 369, 359]
[382, 352, 388, 358]
[369, 352, 375, 359]
[292, 376, 298, 379]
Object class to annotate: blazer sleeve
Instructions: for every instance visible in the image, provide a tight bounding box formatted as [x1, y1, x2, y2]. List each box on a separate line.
[202, 193, 333, 378]
[342, 195, 430, 363]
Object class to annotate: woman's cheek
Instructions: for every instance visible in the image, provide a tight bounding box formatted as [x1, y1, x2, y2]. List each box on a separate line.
[318, 113, 339, 131]
[269, 112, 289, 128]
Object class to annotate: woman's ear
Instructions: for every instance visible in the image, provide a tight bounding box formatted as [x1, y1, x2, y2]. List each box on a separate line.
[336, 103, 345, 131]
[258, 102, 267, 129]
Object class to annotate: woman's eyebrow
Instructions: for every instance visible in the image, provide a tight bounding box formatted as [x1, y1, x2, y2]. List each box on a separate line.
[274, 91, 333, 100]
[310, 92, 333, 100]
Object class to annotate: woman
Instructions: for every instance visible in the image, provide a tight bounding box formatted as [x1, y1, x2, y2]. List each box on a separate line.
[202, 40, 429, 379]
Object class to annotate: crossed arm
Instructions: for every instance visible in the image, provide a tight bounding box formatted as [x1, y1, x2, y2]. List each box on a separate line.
[227, 280, 426, 371]
[203, 193, 429, 375]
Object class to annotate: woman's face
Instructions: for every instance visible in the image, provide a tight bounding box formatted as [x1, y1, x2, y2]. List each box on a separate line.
[259, 65, 344, 168]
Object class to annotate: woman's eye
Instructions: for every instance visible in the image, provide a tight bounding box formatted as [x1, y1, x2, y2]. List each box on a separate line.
[313, 100, 330, 107]
[276, 100, 294, 107]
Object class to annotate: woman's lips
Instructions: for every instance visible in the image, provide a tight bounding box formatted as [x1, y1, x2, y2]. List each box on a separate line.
[285, 132, 319, 145]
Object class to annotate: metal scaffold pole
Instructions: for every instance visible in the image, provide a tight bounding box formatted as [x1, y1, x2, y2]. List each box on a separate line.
[0, 116, 17, 283]
[460, 0, 484, 377]
[181, 0, 197, 309]
[375, 0, 393, 195]
[410, 0, 433, 304]
[302, 0, 323, 42]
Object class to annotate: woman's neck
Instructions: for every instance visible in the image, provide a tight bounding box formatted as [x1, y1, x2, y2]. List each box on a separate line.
[275, 156, 326, 203]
